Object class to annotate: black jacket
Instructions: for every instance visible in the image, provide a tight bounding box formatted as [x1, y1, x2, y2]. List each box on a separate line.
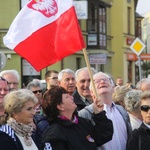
[41, 111, 113, 150]
[126, 123, 150, 150]
[0, 124, 41, 150]
[73, 90, 88, 111]
[34, 114, 49, 140]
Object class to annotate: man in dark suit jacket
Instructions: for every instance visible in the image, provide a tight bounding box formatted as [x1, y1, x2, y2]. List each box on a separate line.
[73, 89, 90, 111]
[73, 67, 96, 111]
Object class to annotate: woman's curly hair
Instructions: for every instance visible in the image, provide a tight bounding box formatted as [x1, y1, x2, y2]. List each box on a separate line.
[124, 90, 142, 113]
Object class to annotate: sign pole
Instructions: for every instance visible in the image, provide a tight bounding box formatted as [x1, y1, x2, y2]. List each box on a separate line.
[130, 38, 146, 81]
[138, 55, 142, 80]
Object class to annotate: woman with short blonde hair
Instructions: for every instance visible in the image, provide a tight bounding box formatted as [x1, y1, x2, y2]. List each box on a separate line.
[0, 89, 40, 150]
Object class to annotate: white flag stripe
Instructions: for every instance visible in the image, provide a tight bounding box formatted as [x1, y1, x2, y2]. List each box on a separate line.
[3, 0, 72, 50]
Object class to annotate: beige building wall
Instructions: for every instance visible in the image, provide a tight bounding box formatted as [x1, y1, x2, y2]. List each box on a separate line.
[111, 0, 136, 84]
[0, 0, 137, 86]
[142, 12, 150, 54]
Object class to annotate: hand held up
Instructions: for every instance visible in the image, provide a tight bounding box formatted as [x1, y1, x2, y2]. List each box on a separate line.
[93, 96, 104, 114]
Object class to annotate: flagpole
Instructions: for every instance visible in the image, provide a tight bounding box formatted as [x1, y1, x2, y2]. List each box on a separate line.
[82, 48, 98, 99]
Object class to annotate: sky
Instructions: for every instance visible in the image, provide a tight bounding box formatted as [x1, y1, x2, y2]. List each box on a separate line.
[136, 0, 150, 15]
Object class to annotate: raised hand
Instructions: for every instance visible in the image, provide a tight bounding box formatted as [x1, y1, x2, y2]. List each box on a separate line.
[92, 95, 104, 114]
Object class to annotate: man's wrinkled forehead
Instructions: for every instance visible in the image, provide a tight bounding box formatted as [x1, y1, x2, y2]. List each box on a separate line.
[93, 72, 109, 80]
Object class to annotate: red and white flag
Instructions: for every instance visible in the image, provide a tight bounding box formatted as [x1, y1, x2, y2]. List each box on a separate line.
[3, 0, 85, 71]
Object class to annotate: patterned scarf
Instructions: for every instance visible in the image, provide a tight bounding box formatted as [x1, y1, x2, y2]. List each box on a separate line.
[7, 118, 33, 146]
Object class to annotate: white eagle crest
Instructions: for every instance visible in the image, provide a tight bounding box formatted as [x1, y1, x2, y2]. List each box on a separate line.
[32, 0, 57, 15]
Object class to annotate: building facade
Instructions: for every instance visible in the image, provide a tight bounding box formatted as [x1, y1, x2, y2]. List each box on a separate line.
[0, 0, 140, 87]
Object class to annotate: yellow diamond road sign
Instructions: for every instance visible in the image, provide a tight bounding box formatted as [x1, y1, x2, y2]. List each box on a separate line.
[130, 38, 146, 56]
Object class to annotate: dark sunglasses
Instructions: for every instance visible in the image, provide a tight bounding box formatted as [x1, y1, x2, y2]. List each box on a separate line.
[32, 90, 42, 94]
[0, 76, 8, 84]
[141, 105, 150, 112]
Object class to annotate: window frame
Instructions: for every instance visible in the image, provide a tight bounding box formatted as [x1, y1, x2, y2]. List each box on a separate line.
[87, 1, 107, 49]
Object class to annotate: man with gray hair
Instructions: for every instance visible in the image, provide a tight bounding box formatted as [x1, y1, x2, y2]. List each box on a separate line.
[73, 67, 96, 111]
[0, 70, 20, 91]
[136, 78, 150, 91]
[79, 71, 132, 150]
[58, 68, 76, 95]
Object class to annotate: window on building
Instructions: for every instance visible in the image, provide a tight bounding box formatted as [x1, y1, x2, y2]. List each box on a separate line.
[128, 61, 132, 83]
[76, 57, 81, 69]
[135, 20, 142, 39]
[90, 64, 104, 72]
[99, 7, 106, 49]
[127, 7, 131, 34]
[87, 2, 107, 49]
[21, 59, 41, 88]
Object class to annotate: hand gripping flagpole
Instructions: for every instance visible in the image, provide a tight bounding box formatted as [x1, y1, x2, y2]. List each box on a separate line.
[82, 48, 98, 99]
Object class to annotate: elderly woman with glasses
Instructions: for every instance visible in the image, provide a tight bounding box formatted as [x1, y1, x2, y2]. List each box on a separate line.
[126, 90, 150, 150]
[41, 86, 113, 150]
[0, 89, 40, 150]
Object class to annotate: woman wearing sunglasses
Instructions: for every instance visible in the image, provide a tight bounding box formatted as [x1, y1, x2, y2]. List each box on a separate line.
[26, 80, 44, 116]
[126, 90, 150, 150]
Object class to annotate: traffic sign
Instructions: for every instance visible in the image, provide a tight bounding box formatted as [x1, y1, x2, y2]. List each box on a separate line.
[130, 38, 146, 56]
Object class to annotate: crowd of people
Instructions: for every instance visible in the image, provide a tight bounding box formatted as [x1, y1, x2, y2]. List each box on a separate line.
[0, 68, 150, 150]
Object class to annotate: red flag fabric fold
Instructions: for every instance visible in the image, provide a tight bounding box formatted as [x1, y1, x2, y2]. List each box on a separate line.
[3, 0, 85, 71]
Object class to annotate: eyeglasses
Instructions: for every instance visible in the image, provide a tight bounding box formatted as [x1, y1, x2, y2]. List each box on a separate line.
[48, 77, 58, 80]
[141, 105, 150, 112]
[94, 78, 111, 84]
[32, 90, 42, 94]
[8, 82, 19, 85]
[0, 77, 8, 84]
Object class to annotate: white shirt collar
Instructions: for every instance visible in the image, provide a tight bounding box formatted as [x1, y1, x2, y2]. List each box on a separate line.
[143, 122, 150, 129]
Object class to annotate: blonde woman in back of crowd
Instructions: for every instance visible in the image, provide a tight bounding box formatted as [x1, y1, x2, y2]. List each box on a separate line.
[113, 85, 131, 108]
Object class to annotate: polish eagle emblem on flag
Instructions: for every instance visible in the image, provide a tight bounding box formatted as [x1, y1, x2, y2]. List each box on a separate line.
[27, 0, 58, 17]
